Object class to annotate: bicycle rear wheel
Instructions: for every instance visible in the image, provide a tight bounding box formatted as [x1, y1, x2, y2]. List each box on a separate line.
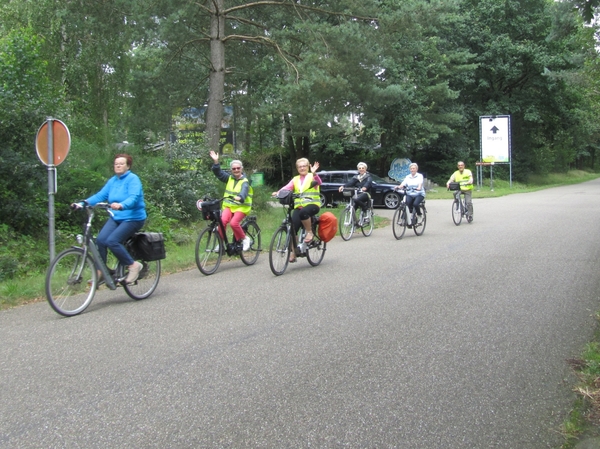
[122, 260, 161, 300]
[240, 221, 261, 266]
[361, 208, 374, 237]
[45, 248, 97, 316]
[452, 199, 462, 225]
[307, 237, 326, 266]
[339, 207, 355, 241]
[413, 207, 427, 236]
[195, 227, 223, 275]
[392, 207, 407, 240]
[269, 226, 290, 276]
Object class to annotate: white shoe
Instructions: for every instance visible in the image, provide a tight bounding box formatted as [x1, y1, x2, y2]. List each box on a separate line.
[125, 261, 143, 284]
[242, 236, 252, 251]
[213, 244, 220, 252]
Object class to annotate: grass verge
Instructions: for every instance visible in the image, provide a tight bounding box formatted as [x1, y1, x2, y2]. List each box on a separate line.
[561, 312, 600, 447]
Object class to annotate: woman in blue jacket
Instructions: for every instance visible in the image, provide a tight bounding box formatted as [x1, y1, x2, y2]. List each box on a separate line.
[78, 154, 146, 284]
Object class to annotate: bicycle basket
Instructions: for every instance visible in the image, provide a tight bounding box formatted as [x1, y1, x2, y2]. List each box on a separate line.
[342, 189, 354, 198]
[448, 182, 461, 191]
[198, 199, 221, 220]
[277, 190, 293, 206]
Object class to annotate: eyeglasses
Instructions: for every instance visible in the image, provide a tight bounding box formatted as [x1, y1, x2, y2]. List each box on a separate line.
[231, 167, 242, 171]
[297, 165, 308, 169]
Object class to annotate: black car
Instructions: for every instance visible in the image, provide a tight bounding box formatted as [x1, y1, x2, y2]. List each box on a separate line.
[318, 170, 402, 209]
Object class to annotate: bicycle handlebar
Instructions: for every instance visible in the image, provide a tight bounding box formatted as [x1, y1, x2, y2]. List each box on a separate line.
[71, 201, 114, 217]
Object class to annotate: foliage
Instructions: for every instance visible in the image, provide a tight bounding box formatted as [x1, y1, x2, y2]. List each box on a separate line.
[0, 28, 66, 235]
[139, 142, 218, 222]
[0, 224, 48, 281]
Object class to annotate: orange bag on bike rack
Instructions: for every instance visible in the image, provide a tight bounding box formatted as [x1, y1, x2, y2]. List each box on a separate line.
[317, 212, 338, 242]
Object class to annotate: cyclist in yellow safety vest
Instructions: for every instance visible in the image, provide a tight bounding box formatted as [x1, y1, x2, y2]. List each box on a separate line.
[209, 150, 253, 251]
[272, 158, 321, 263]
[446, 161, 474, 221]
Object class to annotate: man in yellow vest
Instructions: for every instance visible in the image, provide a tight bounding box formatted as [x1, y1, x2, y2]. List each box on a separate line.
[209, 150, 253, 250]
[446, 161, 474, 222]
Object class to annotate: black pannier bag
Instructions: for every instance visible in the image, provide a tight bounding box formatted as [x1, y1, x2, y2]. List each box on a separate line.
[199, 199, 221, 220]
[131, 232, 166, 261]
[448, 182, 461, 191]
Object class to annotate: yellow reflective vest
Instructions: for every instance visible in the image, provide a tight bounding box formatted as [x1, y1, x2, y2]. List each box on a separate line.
[223, 176, 253, 214]
[292, 174, 320, 208]
[452, 169, 473, 191]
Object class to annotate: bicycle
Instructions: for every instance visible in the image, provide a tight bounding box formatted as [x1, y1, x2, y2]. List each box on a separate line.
[338, 187, 374, 241]
[269, 190, 326, 276]
[449, 182, 473, 225]
[195, 198, 261, 275]
[45, 203, 162, 317]
[392, 188, 427, 239]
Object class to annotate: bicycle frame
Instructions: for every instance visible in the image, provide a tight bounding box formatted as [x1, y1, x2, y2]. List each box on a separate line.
[275, 194, 321, 257]
[453, 190, 468, 217]
[205, 200, 255, 257]
[79, 204, 121, 290]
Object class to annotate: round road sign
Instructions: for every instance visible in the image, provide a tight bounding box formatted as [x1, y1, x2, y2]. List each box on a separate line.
[36, 119, 71, 166]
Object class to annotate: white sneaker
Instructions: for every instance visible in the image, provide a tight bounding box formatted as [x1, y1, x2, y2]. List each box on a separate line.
[125, 261, 143, 284]
[213, 244, 220, 252]
[242, 236, 252, 251]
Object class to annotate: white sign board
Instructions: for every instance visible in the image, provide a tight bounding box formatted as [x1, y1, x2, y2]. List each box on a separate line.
[480, 115, 510, 163]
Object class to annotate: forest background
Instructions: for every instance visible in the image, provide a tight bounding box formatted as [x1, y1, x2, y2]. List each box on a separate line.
[1, 0, 600, 282]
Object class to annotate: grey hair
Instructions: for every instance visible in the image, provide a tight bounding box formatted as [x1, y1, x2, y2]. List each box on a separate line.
[357, 162, 368, 170]
[230, 159, 243, 169]
[409, 163, 418, 170]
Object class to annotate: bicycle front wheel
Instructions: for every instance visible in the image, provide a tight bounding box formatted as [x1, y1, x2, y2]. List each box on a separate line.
[339, 207, 355, 241]
[269, 226, 290, 276]
[452, 199, 462, 225]
[413, 208, 427, 236]
[195, 227, 223, 275]
[45, 248, 97, 317]
[122, 260, 161, 300]
[361, 208, 374, 237]
[240, 221, 261, 266]
[307, 238, 326, 266]
[392, 207, 407, 240]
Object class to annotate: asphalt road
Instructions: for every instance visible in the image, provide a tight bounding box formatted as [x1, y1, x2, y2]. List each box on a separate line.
[2, 180, 600, 448]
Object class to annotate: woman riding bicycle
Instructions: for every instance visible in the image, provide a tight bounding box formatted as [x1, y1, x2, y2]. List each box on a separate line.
[209, 150, 253, 251]
[272, 158, 321, 262]
[395, 162, 425, 227]
[446, 161, 473, 221]
[338, 162, 372, 215]
[72, 153, 146, 284]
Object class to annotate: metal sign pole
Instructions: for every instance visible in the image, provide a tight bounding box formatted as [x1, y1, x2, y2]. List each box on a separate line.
[47, 118, 56, 262]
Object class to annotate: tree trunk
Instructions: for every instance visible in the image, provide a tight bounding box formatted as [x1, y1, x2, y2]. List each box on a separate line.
[206, 0, 226, 153]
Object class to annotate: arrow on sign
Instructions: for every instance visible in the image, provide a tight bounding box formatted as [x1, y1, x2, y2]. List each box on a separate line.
[490, 126, 500, 134]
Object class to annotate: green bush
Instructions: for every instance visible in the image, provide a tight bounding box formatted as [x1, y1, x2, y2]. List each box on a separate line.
[0, 224, 49, 280]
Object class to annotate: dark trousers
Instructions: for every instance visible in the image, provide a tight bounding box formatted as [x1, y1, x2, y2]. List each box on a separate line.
[354, 192, 370, 211]
[292, 204, 320, 235]
[406, 195, 424, 215]
[96, 217, 145, 266]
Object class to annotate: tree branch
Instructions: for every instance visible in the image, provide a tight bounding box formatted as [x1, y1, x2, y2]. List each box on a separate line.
[223, 0, 376, 22]
[224, 34, 300, 81]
